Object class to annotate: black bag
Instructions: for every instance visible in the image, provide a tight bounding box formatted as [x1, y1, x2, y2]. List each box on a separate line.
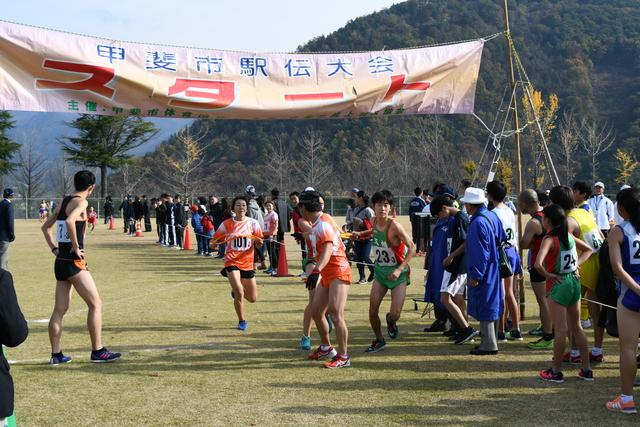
[479, 212, 513, 279]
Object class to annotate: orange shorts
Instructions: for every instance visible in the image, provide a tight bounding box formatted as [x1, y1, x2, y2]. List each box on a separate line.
[320, 271, 352, 288]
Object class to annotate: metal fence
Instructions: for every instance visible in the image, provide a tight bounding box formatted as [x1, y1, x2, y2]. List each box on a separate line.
[13, 196, 425, 220]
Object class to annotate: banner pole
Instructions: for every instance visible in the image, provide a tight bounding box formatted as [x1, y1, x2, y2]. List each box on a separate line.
[503, 0, 526, 320]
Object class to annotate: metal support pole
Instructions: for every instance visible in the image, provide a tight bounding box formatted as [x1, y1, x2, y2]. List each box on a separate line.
[503, 0, 526, 320]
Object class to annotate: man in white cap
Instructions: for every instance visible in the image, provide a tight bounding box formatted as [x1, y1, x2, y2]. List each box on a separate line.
[460, 187, 505, 355]
[614, 184, 632, 226]
[588, 182, 615, 237]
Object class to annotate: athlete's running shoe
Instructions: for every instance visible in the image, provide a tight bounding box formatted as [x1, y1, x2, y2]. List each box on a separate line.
[386, 313, 399, 340]
[561, 352, 582, 364]
[527, 337, 554, 350]
[606, 395, 637, 414]
[578, 368, 594, 382]
[324, 355, 351, 368]
[307, 345, 337, 360]
[357, 278, 367, 284]
[506, 330, 524, 341]
[497, 331, 507, 342]
[300, 335, 311, 351]
[50, 353, 72, 365]
[528, 325, 544, 336]
[589, 351, 604, 363]
[90, 348, 121, 363]
[539, 368, 564, 383]
[454, 327, 478, 345]
[237, 320, 247, 331]
[581, 319, 592, 329]
[365, 339, 386, 353]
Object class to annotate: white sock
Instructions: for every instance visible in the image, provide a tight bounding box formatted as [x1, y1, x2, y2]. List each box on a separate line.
[320, 345, 330, 351]
[621, 394, 633, 403]
[570, 349, 580, 358]
[591, 346, 603, 356]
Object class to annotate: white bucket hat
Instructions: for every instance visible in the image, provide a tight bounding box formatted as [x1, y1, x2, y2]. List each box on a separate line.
[459, 187, 488, 205]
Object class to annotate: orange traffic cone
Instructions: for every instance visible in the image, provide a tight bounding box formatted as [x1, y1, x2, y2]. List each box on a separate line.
[135, 220, 143, 237]
[274, 241, 293, 277]
[108, 215, 115, 230]
[183, 225, 192, 250]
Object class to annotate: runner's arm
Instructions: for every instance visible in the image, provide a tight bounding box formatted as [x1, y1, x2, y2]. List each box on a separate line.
[573, 237, 593, 266]
[315, 242, 333, 272]
[66, 199, 88, 255]
[41, 203, 61, 252]
[519, 220, 540, 250]
[534, 237, 558, 283]
[608, 226, 640, 295]
[391, 221, 416, 274]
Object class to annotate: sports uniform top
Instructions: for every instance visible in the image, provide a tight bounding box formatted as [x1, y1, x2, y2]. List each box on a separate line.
[371, 218, 408, 288]
[213, 217, 263, 271]
[568, 208, 602, 290]
[618, 221, 640, 311]
[87, 211, 97, 224]
[543, 234, 578, 291]
[308, 213, 351, 280]
[492, 206, 518, 248]
[55, 196, 86, 261]
[263, 211, 278, 237]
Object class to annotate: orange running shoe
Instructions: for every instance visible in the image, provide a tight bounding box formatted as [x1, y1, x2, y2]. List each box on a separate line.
[324, 355, 351, 369]
[606, 395, 637, 414]
[307, 346, 337, 360]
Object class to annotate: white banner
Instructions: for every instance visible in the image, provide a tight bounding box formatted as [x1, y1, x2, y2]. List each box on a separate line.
[0, 20, 484, 119]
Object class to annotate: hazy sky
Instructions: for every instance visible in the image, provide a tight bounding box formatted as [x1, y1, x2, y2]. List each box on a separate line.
[3, 0, 400, 52]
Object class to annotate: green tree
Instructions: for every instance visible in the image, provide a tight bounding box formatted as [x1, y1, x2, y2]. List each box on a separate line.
[61, 115, 158, 198]
[0, 110, 21, 179]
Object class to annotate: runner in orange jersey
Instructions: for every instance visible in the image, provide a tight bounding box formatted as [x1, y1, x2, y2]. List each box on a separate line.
[299, 190, 353, 368]
[212, 196, 264, 331]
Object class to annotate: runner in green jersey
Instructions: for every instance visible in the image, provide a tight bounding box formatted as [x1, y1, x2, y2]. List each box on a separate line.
[354, 191, 415, 353]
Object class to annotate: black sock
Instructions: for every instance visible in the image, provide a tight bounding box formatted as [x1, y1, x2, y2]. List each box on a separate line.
[52, 352, 63, 357]
[92, 347, 104, 353]
[543, 333, 554, 341]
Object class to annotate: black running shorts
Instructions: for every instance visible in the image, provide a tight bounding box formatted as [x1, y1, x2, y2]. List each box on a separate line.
[54, 258, 88, 281]
[221, 266, 255, 279]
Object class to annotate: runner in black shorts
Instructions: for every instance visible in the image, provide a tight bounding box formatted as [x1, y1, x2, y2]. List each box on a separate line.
[42, 171, 120, 365]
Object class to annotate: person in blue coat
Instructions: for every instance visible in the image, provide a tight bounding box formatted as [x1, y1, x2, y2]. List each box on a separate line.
[423, 208, 451, 332]
[460, 187, 505, 355]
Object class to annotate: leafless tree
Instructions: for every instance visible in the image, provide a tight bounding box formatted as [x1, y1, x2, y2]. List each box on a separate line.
[363, 139, 391, 191]
[556, 112, 581, 184]
[264, 134, 291, 191]
[13, 133, 48, 198]
[414, 117, 458, 186]
[295, 132, 332, 190]
[120, 159, 150, 196]
[391, 141, 419, 194]
[579, 118, 615, 183]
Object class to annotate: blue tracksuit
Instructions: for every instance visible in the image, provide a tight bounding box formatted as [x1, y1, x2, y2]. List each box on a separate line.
[466, 206, 505, 321]
[424, 216, 455, 307]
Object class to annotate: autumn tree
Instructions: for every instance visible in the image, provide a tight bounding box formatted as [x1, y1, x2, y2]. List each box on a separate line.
[522, 88, 559, 187]
[60, 115, 158, 198]
[154, 124, 211, 199]
[614, 149, 639, 185]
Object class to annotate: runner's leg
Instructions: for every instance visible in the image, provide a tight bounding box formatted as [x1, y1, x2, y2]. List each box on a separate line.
[227, 270, 245, 322]
[328, 280, 350, 355]
[388, 283, 407, 323]
[368, 280, 387, 340]
[48, 281, 73, 353]
[311, 284, 331, 346]
[69, 271, 104, 351]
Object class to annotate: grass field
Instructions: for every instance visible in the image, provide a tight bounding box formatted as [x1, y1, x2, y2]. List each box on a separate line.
[5, 218, 638, 426]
